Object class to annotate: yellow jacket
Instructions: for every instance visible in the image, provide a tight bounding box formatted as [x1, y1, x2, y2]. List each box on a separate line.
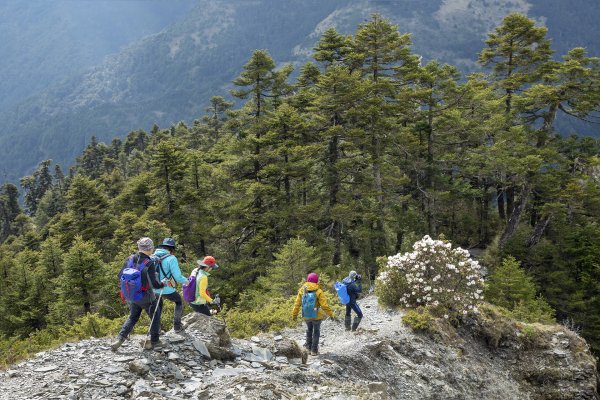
[292, 282, 334, 320]
[191, 268, 213, 305]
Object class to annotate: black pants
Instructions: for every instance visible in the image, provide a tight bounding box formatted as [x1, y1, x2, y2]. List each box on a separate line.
[190, 303, 211, 316]
[159, 292, 183, 327]
[118, 298, 161, 342]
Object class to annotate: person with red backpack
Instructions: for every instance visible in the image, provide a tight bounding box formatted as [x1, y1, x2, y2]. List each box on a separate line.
[153, 238, 188, 332]
[291, 273, 336, 356]
[188, 256, 220, 316]
[110, 237, 167, 352]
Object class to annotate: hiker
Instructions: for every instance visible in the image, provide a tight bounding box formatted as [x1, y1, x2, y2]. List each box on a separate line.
[153, 238, 188, 333]
[111, 237, 167, 352]
[343, 270, 363, 331]
[292, 273, 336, 356]
[189, 256, 220, 316]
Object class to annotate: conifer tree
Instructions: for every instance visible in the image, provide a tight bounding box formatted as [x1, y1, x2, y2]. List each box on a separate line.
[150, 138, 187, 216]
[56, 175, 113, 249]
[313, 28, 352, 67]
[0, 183, 21, 241]
[54, 237, 106, 318]
[350, 14, 419, 270]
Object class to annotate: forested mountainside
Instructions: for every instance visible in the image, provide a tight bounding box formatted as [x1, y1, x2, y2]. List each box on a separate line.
[0, 13, 599, 373]
[0, 0, 599, 181]
[0, 0, 193, 110]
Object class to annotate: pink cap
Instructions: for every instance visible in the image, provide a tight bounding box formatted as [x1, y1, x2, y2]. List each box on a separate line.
[307, 273, 319, 283]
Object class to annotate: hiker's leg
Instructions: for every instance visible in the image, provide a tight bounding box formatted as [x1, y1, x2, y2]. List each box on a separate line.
[345, 304, 352, 330]
[311, 320, 322, 353]
[351, 302, 363, 331]
[163, 292, 183, 328]
[351, 302, 363, 318]
[119, 303, 143, 339]
[171, 292, 184, 328]
[190, 303, 211, 316]
[304, 320, 313, 350]
[144, 300, 162, 343]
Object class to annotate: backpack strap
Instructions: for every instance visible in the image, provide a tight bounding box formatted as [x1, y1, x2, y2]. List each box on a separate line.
[157, 254, 173, 280]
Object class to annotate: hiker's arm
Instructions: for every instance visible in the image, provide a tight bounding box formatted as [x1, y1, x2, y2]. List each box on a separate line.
[291, 290, 302, 319]
[169, 258, 188, 285]
[356, 280, 362, 293]
[198, 275, 213, 303]
[147, 263, 165, 289]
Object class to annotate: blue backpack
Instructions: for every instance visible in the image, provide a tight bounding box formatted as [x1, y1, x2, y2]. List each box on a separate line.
[119, 256, 151, 303]
[334, 281, 350, 305]
[301, 287, 318, 319]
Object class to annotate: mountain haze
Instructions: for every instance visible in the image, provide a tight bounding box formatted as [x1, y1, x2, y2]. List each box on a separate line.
[0, 0, 598, 182]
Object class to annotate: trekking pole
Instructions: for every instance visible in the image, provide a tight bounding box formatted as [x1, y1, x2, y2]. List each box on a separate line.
[143, 282, 167, 349]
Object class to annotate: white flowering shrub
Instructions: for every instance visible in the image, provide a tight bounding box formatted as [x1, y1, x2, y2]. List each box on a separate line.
[376, 235, 485, 316]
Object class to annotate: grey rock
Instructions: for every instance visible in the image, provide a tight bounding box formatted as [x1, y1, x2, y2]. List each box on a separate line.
[251, 336, 261, 343]
[193, 340, 211, 359]
[33, 365, 59, 373]
[251, 345, 273, 361]
[211, 367, 256, 378]
[166, 334, 186, 344]
[114, 356, 136, 363]
[128, 359, 150, 376]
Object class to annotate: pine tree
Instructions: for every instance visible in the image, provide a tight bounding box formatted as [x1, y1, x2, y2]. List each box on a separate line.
[0, 183, 21, 241]
[150, 138, 187, 216]
[350, 14, 419, 271]
[53, 237, 106, 319]
[313, 27, 352, 67]
[479, 13, 558, 249]
[56, 175, 113, 250]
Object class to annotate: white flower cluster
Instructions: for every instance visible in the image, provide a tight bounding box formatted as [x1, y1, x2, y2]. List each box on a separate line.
[377, 235, 484, 314]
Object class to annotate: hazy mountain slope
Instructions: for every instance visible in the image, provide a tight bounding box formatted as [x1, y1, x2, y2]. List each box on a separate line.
[0, 0, 193, 111]
[0, 0, 598, 182]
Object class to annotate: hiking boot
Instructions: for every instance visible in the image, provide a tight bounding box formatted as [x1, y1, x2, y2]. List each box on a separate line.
[173, 324, 184, 333]
[310, 350, 319, 356]
[351, 317, 362, 331]
[142, 339, 163, 350]
[110, 336, 125, 352]
[344, 316, 352, 331]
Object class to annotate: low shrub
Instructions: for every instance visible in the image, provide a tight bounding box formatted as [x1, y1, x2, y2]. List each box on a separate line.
[402, 307, 436, 332]
[377, 235, 485, 317]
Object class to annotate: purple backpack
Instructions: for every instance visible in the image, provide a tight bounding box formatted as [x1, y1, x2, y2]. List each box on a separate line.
[182, 271, 197, 302]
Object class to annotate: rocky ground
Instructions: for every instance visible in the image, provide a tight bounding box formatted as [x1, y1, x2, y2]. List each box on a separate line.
[0, 295, 598, 399]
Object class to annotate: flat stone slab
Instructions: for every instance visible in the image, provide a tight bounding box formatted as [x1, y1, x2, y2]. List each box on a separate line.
[34, 366, 59, 373]
[211, 367, 256, 378]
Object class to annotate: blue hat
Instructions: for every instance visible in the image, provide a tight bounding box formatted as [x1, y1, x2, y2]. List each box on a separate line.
[160, 237, 176, 248]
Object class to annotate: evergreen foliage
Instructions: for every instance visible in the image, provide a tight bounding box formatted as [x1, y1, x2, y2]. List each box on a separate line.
[0, 13, 599, 362]
[485, 256, 554, 323]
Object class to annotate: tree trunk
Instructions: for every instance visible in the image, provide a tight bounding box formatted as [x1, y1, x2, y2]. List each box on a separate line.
[499, 181, 531, 250]
[395, 231, 403, 253]
[329, 130, 341, 266]
[506, 185, 515, 219]
[479, 183, 490, 245]
[525, 214, 552, 248]
[497, 186, 506, 221]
